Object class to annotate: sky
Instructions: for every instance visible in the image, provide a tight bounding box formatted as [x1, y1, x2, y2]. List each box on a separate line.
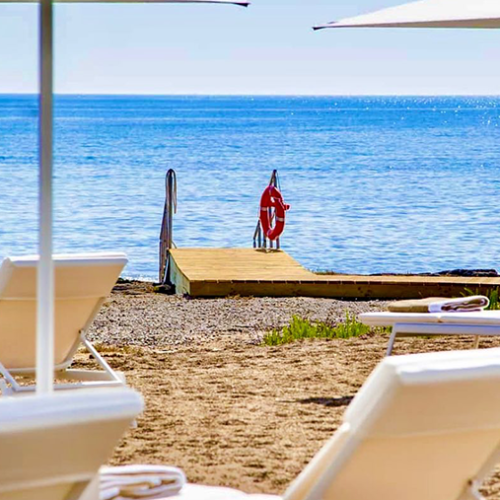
[1, 0, 500, 95]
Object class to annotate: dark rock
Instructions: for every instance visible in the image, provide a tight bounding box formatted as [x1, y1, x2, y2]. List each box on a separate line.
[113, 278, 157, 295]
[369, 269, 499, 278]
[154, 283, 176, 295]
[427, 269, 499, 278]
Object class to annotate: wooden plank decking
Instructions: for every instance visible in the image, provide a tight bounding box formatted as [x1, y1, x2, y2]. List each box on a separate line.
[169, 248, 500, 299]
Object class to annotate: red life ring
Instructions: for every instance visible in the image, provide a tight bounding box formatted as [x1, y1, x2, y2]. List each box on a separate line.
[259, 185, 290, 241]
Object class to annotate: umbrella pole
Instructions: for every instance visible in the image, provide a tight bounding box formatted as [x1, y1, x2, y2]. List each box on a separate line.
[37, 0, 54, 395]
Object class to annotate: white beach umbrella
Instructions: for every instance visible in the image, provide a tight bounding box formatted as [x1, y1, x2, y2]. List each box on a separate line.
[2, 0, 248, 396]
[314, 0, 500, 30]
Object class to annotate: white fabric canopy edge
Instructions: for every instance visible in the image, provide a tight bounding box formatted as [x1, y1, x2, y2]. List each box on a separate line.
[314, 0, 500, 30]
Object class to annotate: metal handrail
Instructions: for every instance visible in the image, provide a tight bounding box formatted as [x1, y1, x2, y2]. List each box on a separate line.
[253, 169, 281, 250]
[159, 169, 177, 284]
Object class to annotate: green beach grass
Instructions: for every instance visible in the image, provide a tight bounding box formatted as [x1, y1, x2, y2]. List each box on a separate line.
[263, 311, 370, 346]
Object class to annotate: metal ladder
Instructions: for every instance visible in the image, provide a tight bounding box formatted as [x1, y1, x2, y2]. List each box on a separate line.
[253, 169, 281, 250]
[159, 169, 177, 284]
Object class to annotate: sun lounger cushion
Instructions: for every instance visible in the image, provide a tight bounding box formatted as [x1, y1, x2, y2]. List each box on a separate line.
[0, 388, 142, 500]
[360, 309, 500, 327]
[0, 253, 127, 371]
[283, 348, 500, 500]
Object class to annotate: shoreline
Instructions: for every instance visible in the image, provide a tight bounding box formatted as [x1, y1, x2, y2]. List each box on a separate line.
[120, 265, 500, 287]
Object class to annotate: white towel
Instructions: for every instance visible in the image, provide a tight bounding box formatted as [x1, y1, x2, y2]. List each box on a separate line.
[388, 295, 490, 313]
[100, 465, 186, 500]
[428, 295, 490, 313]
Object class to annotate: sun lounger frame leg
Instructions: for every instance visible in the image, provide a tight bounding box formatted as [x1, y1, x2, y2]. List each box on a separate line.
[65, 480, 95, 500]
[457, 446, 500, 500]
[386, 326, 398, 356]
[458, 480, 486, 500]
[0, 329, 125, 394]
[0, 360, 23, 394]
[473, 336, 481, 349]
[383, 323, 500, 357]
[80, 333, 124, 384]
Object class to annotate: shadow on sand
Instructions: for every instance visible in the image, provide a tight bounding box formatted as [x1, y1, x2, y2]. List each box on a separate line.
[294, 396, 354, 408]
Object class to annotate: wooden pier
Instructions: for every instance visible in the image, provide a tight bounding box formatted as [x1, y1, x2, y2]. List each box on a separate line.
[169, 248, 500, 299]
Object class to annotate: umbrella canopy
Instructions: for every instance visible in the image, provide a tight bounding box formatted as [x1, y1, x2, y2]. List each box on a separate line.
[0, 0, 249, 3]
[314, 0, 500, 30]
[24, 0, 248, 395]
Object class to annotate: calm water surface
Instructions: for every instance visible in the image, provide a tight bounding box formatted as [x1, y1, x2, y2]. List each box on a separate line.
[1, 95, 500, 279]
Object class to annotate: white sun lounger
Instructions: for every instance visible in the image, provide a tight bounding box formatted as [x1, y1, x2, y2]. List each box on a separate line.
[167, 348, 500, 500]
[0, 387, 143, 500]
[360, 310, 500, 355]
[4, 349, 500, 500]
[0, 253, 127, 394]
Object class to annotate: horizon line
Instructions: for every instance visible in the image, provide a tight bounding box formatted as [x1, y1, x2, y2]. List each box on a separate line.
[1, 92, 500, 98]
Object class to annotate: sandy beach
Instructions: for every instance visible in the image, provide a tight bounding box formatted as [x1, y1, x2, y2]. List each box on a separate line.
[72, 281, 500, 498]
[4, 0, 500, 495]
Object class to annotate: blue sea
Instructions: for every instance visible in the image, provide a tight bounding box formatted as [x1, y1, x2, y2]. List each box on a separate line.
[1, 95, 500, 280]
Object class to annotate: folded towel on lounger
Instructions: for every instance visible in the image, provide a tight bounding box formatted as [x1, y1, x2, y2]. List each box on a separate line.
[100, 465, 186, 500]
[388, 295, 490, 313]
